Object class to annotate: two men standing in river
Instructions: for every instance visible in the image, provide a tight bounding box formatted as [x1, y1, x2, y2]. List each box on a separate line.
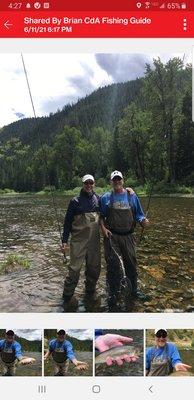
[61, 171, 149, 310]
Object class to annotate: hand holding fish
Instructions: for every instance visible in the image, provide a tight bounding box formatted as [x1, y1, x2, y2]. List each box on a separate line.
[74, 361, 89, 371]
[95, 333, 133, 352]
[95, 334, 139, 366]
[175, 363, 192, 372]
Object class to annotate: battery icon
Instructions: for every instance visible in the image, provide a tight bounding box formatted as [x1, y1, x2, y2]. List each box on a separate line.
[181, 3, 187, 9]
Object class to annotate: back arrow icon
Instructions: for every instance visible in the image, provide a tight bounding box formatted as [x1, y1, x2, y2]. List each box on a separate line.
[4, 20, 13, 29]
[149, 385, 154, 393]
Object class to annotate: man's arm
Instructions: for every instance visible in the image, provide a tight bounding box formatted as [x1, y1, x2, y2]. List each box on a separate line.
[61, 200, 76, 253]
[14, 342, 23, 361]
[145, 348, 151, 375]
[170, 343, 191, 371]
[132, 194, 149, 227]
[99, 195, 112, 238]
[44, 350, 52, 360]
[65, 341, 88, 370]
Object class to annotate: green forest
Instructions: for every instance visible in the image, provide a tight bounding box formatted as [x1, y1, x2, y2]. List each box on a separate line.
[44, 330, 92, 352]
[0, 330, 42, 352]
[0, 58, 194, 194]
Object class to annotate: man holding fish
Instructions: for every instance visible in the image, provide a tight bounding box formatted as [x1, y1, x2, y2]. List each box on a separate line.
[44, 329, 88, 376]
[146, 329, 192, 376]
[0, 330, 35, 376]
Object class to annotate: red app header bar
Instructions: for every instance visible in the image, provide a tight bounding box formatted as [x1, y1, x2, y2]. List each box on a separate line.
[0, 0, 194, 11]
[0, 11, 193, 38]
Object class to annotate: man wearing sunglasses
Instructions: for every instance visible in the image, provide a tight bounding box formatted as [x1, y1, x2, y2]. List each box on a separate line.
[146, 329, 192, 376]
[100, 170, 149, 307]
[61, 174, 101, 308]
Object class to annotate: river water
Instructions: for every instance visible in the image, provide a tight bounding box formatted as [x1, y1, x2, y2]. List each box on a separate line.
[0, 352, 42, 376]
[0, 194, 193, 313]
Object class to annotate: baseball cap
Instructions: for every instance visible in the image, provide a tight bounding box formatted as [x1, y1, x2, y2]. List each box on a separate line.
[110, 170, 123, 180]
[155, 329, 167, 335]
[82, 174, 95, 183]
[57, 329, 66, 335]
[6, 329, 14, 335]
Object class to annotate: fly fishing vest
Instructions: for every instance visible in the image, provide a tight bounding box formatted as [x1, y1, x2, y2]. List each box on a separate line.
[0, 341, 16, 364]
[52, 347, 68, 364]
[148, 345, 173, 376]
[106, 191, 136, 235]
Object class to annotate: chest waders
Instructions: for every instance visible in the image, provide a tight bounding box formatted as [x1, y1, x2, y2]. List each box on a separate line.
[1, 346, 16, 364]
[63, 210, 101, 298]
[52, 348, 69, 376]
[148, 345, 173, 376]
[52, 348, 68, 364]
[0, 344, 17, 376]
[104, 191, 137, 305]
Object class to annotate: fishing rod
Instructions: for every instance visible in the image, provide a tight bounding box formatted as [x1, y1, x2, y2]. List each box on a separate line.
[21, 53, 67, 263]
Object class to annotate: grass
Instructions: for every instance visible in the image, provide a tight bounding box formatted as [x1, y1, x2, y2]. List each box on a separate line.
[1, 184, 194, 197]
[0, 254, 30, 274]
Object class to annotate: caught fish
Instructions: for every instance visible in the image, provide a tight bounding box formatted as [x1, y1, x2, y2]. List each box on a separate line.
[19, 357, 36, 365]
[169, 371, 194, 377]
[95, 345, 140, 365]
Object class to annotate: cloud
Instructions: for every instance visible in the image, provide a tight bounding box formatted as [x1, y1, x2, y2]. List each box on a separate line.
[40, 94, 79, 114]
[12, 109, 26, 119]
[41, 67, 95, 114]
[95, 54, 153, 82]
[66, 329, 93, 340]
[14, 329, 42, 341]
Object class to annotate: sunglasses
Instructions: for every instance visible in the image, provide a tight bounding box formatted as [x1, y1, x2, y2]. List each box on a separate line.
[84, 181, 94, 185]
[156, 331, 167, 338]
[112, 177, 122, 182]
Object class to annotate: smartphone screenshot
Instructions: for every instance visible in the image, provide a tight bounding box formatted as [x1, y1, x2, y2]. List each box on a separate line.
[0, 0, 193, 399]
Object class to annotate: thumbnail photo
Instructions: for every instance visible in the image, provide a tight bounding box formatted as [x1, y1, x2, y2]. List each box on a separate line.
[44, 329, 93, 376]
[0, 329, 42, 376]
[0, 53, 193, 313]
[95, 329, 144, 376]
[146, 329, 194, 377]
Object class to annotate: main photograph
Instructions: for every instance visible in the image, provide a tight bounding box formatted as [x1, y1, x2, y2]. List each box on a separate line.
[0, 53, 193, 313]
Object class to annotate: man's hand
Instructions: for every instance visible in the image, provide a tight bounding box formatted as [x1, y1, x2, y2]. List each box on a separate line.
[75, 361, 89, 371]
[95, 334, 138, 366]
[140, 218, 149, 228]
[60, 243, 68, 254]
[175, 363, 192, 372]
[126, 187, 135, 195]
[101, 225, 112, 238]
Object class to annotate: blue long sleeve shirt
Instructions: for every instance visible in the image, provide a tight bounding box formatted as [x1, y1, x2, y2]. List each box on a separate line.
[95, 329, 103, 339]
[49, 339, 75, 361]
[100, 191, 145, 222]
[62, 190, 100, 243]
[146, 343, 182, 371]
[0, 339, 22, 360]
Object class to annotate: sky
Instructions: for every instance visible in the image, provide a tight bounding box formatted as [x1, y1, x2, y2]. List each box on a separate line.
[12, 329, 42, 341]
[0, 52, 191, 128]
[66, 329, 93, 340]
